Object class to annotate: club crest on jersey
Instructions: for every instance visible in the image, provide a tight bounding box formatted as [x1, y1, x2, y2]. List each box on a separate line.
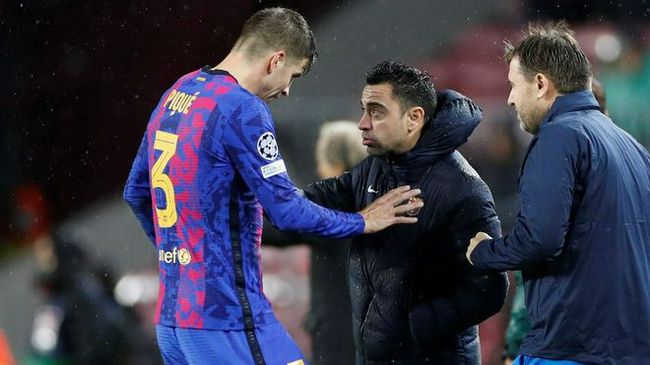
[257, 132, 279, 160]
[405, 196, 423, 217]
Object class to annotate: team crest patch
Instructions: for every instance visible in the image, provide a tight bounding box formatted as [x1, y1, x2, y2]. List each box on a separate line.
[178, 248, 192, 265]
[257, 132, 279, 160]
[405, 196, 423, 217]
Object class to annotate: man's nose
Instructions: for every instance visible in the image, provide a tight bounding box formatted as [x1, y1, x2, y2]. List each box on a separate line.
[358, 114, 371, 130]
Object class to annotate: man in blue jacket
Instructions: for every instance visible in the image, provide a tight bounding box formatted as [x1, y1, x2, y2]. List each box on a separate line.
[467, 22, 650, 365]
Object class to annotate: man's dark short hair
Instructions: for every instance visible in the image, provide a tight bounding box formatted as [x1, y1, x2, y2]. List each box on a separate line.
[235, 7, 317, 73]
[365, 61, 437, 123]
[504, 21, 592, 93]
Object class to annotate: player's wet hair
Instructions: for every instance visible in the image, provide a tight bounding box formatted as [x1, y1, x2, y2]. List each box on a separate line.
[235, 7, 317, 73]
[365, 61, 437, 123]
[504, 21, 592, 93]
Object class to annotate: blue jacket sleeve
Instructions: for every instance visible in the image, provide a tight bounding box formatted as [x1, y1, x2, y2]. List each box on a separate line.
[123, 132, 156, 245]
[222, 99, 365, 238]
[471, 123, 582, 270]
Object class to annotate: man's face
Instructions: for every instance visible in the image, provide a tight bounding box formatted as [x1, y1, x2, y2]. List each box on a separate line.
[358, 83, 411, 156]
[261, 57, 308, 102]
[507, 57, 546, 134]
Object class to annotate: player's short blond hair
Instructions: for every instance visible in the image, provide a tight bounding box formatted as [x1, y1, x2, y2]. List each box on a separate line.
[234, 7, 317, 73]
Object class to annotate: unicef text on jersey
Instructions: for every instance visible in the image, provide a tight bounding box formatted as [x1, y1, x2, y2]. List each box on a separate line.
[158, 247, 192, 265]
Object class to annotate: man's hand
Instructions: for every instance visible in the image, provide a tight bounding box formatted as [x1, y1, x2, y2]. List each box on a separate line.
[466, 232, 492, 265]
[359, 185, 423, 234]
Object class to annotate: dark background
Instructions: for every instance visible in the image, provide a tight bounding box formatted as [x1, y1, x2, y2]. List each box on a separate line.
[1, 1, 338, 231]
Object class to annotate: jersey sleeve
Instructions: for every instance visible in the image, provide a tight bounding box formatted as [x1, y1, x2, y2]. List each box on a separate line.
[123, 132, 156, 245]
[221, 98, 364, 238]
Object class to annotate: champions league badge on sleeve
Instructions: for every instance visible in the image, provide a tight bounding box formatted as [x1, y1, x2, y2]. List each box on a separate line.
[257, 132, 279, 160]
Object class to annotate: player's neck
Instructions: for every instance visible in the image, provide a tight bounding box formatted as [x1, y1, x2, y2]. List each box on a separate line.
[214, 52, 264, 96]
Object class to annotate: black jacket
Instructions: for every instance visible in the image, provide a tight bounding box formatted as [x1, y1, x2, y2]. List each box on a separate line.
[305, 90, 507, 364]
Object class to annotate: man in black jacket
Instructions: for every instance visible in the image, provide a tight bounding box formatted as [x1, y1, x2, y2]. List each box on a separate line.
[304, 61, 507, 365]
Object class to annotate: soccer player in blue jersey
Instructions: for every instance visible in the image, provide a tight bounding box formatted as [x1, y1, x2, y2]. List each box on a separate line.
[123, 7, 422, 365]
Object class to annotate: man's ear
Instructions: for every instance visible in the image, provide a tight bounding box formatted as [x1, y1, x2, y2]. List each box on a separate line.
[535, 73, 553, 99]
[267, 51, 286, 74]
[407, 107, 425, 133]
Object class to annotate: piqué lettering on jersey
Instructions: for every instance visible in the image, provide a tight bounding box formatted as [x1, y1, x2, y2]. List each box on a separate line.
[162, 89, 199, 115]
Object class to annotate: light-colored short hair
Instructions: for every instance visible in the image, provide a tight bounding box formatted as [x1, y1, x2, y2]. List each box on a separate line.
[316, 120, 366, 171]
[234, 7, 317, 73]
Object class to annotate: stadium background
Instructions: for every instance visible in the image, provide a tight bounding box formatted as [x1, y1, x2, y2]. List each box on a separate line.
[1, 0, 648, 363]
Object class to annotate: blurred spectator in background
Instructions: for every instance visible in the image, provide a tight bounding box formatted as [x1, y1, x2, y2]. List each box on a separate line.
[1, 183, 50, 265]
[0, 330, 16, 365]
[12, 184, 50, 247]
[599, 32, 650, 145]
[26, 232, 158, 365]
[263, 120, 366, 364]
[590, 78, 608, 116]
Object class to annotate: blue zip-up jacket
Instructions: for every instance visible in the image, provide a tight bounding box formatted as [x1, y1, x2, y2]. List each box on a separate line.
[471, 91, 650, 364]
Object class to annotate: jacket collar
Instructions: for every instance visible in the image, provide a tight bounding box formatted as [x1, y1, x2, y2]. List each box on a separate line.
[541, 90, 601, 127]
[386, 89, 481, 172]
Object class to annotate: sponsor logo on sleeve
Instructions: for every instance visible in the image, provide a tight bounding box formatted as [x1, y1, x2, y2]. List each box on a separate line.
[261, 159, 287, 178]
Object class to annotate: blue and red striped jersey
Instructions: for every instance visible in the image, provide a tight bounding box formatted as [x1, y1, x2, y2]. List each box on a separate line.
[124, 67, 364, 330]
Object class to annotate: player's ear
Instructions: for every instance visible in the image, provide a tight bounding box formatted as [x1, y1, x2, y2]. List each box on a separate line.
[267, 51, 286, 74]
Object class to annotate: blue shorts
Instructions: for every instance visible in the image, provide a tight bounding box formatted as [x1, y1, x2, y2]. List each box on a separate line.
[156, 322, 307, 365]
[513, 355, 584, 365]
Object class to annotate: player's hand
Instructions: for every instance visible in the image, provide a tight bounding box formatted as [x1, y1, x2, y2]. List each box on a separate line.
[466, 231, 492, 265]
[359, 185, 423, 234]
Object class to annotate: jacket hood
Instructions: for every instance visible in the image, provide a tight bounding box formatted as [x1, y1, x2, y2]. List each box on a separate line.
[391, 89, 482, 168]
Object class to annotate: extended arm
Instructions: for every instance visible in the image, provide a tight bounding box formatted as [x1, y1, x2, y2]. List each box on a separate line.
[469, 125, 581, 270]
[223, 101, 419, 238]
[123, 132, 156, 245]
